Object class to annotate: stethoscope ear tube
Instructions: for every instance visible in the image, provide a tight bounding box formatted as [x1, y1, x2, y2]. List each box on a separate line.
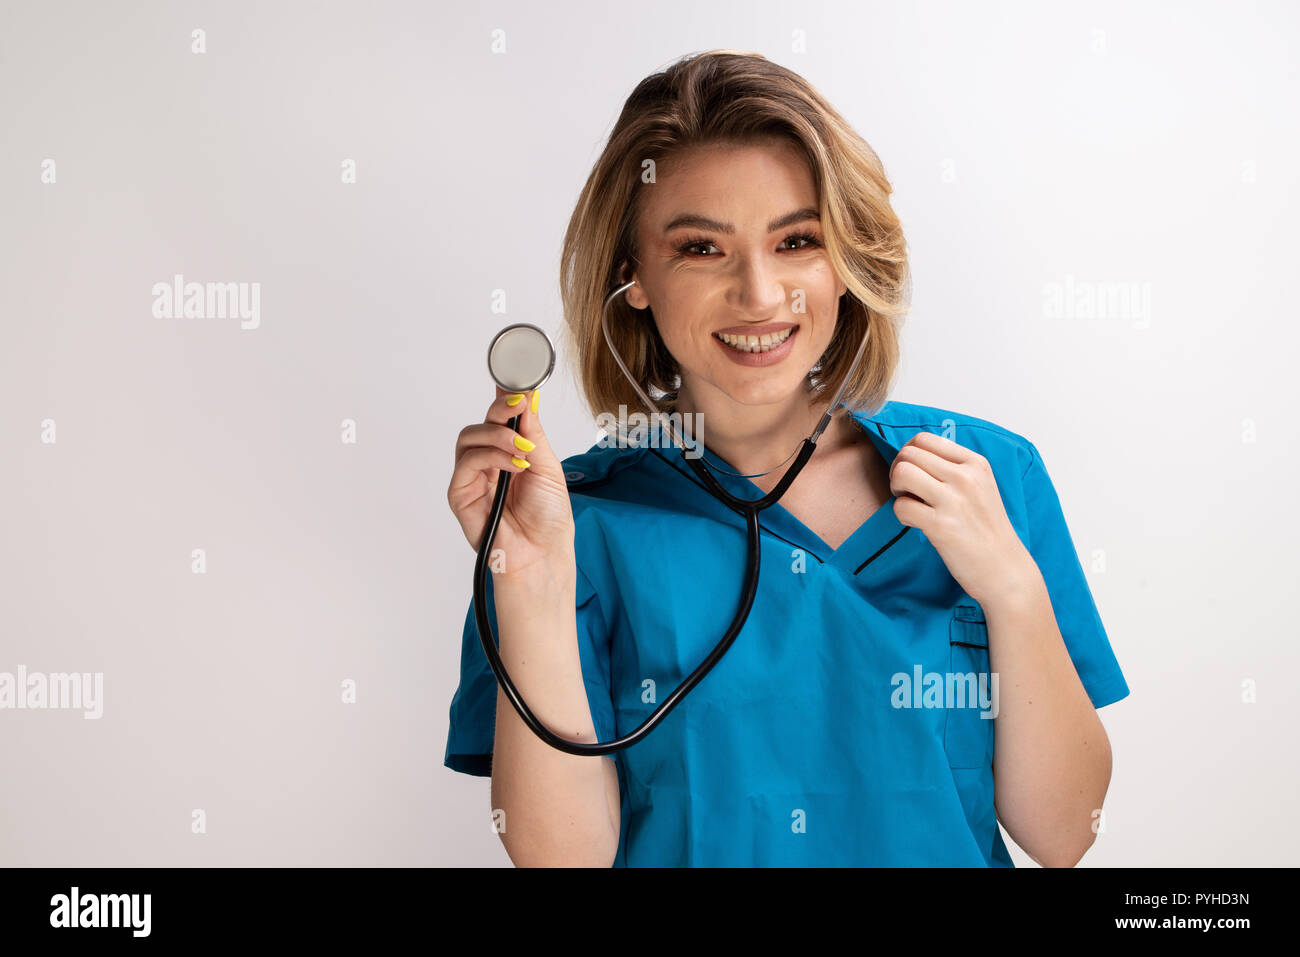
[473, 411, 771, 756]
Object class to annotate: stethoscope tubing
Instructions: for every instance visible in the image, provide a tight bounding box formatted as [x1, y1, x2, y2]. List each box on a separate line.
[473, 414, 819, 756]
[472, 276, 853, 757]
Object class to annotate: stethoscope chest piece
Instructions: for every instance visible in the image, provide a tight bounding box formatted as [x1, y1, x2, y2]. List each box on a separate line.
[488, 323, 555, 394]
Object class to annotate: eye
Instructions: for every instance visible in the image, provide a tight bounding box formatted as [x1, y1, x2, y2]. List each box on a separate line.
[676, 237, 719, 257]
[779, 232, 822, 251]
[675, 231, 824, 257]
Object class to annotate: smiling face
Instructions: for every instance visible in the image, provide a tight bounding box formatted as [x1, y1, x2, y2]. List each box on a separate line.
[624, 136, 847, 415]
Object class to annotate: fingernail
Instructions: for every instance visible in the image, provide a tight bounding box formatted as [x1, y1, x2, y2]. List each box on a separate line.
[531, 388, 540, 415]
[511, 456, 530, 469]
[506, 393, 525, 406]
[513, 434, 535, 452]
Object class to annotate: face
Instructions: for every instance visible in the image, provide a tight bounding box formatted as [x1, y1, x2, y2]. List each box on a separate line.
[624, 136, 847, 412]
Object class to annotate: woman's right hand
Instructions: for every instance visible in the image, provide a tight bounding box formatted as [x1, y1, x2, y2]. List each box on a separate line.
[447, 386, 576, 577]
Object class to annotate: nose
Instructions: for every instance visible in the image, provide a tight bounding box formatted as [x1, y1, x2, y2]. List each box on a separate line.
[729, 256, 789, 318]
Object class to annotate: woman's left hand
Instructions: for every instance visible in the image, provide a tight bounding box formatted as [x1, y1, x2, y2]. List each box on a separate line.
[888, 431, 1039, 610]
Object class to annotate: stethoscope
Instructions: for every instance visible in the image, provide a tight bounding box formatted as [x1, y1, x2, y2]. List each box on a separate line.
[474, 279, 871, 756]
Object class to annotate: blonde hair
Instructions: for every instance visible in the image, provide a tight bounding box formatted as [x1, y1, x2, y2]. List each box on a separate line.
[559, 49, 910, 422]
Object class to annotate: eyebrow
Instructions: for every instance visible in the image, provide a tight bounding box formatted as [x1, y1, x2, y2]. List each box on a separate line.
[662, 207, 820, 235]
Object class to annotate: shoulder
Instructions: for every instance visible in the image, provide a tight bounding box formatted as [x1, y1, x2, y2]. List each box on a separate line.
[559, 436, 654, 497]
[861, 399, 1037, 479]
[557, 436, 659, 559]
[556, 437, 663, 603]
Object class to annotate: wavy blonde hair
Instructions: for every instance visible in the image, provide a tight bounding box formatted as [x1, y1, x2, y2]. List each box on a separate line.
[559, 49, 911, 423]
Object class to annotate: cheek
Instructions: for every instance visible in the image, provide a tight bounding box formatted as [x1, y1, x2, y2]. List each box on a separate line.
[651, 302, 707, 355]
[651, 315, 680, 347]
[804, 303, 840, 351]
[649, 317, 698, 366]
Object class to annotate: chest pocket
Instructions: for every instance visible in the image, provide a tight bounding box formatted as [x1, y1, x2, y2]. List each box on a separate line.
[944, 603, 994, 769]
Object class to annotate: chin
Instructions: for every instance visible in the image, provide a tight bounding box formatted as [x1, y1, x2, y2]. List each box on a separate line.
[720, 376, 811, 405]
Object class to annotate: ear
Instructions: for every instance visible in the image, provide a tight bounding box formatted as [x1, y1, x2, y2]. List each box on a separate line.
[620, 261, 649, 310]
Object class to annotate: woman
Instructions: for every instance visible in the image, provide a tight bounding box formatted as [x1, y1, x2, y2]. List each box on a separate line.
[444, 50, 1129, 867]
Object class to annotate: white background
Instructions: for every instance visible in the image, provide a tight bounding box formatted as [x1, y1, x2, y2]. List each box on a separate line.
[1, 0, 1296, 866]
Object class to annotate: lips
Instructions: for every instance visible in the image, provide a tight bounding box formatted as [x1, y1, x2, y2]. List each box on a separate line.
[712, 321, 798, 338]
[712, 325, 801, 364]
[715, 326, 796, 353]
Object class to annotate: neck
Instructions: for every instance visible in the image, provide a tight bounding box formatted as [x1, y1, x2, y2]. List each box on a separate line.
[671, 381, 846, 480]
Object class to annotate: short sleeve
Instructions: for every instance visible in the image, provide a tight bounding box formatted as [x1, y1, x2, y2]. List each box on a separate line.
[1020, 441, 1130, 709]
[443, 562, 618, 776]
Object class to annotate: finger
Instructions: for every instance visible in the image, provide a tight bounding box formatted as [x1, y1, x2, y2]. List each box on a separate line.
[485, 385, 534, 425]
[902, 430, 977, 465]
[484, 385, 533, 427]
[892, 493, 934, 529]
[483, 384, 533, 421]
[509, 387, 553, 457]
[890, 457, 945, 507]
[484, 386, 550, 454]
[449, 445, 531, 500]
[455, 421, 538, 463]
[890, 444, 962, 484]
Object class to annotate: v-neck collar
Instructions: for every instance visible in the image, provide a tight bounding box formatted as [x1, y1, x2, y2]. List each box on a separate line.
[647, 402, 912, 575]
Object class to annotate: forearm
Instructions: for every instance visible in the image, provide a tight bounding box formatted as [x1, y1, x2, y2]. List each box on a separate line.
[985, 561, 1113, 867]
[488, 553, 620, 867]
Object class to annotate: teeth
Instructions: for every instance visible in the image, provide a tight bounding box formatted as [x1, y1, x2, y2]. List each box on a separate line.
[716, 328, 794, 353]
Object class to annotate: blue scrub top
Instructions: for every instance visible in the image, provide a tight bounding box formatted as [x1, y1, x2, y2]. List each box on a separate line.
[444, 399, 1130, 866]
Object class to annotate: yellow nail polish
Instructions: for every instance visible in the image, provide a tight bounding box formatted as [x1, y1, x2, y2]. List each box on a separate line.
[531, 388, 540, 414]
[506, 393, 525, 406]
[511, 456, 530, 469]
[513, 435, 535, 452]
